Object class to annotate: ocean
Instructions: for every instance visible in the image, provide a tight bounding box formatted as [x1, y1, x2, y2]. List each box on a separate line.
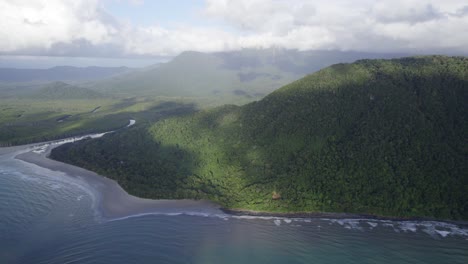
[0, 147, 467, 264]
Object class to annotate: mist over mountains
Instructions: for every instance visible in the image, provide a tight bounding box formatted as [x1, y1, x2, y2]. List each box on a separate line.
[84, 49, 408, 103]
[1, 49, 409, 106]
[0, 66, 131, 83]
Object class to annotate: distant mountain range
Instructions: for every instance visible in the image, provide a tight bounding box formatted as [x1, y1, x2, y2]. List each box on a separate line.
[0, 66, 131, 82]
[2, 49, 409, 105]
[85, 49, 408, 104]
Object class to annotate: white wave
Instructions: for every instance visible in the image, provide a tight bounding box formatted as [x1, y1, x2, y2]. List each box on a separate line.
[346, 221, 363, 231]
[107, 211, 228, 222]
[11, 136, 468, 241]
[329, 219, 363, 231]
[417, 221, 468, 238]
[32, 145, 48, 154]
[231, 215, 282, 221]
[435, 230, 451, 237]
[101, 207, 468, 240]
[399, 222, 417, 232]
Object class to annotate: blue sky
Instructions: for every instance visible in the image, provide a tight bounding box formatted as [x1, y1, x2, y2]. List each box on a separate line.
[103, 0, 207, 28]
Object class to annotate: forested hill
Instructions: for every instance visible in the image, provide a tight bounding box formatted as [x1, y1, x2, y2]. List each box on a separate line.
[87, 49, 405, 105]
[51, 56, 468, 220]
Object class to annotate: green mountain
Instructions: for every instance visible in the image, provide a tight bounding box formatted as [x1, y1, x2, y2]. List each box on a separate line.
[87, 49, 406, 105]
[29, 81, 105, 100]
[51, 56, 468, 220]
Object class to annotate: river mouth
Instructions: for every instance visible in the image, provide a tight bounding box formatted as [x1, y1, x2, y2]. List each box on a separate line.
[1, 135, 468, 264]
[7, 144, 468, 240]
[4, 124, 221, 221]
[6, 143, 468, 242]
[1, 126, 467, 239]
[0, 121, 220, 223]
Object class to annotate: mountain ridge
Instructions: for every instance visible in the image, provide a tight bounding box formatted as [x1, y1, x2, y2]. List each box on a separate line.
[87, 49, 408, 105]
[51, 56, 468, 220]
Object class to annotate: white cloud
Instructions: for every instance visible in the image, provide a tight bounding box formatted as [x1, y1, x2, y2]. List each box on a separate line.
[204, 0, 468, 53]
[0, 0, 119, 52]
[0, 0, 467, 57]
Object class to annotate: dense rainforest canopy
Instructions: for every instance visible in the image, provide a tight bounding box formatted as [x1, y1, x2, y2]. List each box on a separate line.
[51, 56, 468, 220]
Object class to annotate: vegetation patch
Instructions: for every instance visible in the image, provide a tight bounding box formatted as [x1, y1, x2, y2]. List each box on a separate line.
[51, 56, 468, 220]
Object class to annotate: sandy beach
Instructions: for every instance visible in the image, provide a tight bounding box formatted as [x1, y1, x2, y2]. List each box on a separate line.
[0, 144, 37, 156]
[4, 137, 467, 225]
[9, 143, 222, 220]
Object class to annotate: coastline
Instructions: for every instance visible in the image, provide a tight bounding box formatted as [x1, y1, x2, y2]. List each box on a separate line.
[0, 143, 38, 156]
[222, 208, 468, 226]
[3, 138, 466, 225]
[13, 145, 222, 220]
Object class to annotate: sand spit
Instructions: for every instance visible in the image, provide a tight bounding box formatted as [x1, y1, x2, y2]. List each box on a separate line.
[15, 148, 221, 219]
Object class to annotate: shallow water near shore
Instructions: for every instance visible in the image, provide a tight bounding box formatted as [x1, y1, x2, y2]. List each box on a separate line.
[1, 147, 467, 263]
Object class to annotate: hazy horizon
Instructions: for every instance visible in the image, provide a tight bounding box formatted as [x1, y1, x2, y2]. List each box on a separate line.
[2, 48, 467, 69]
[0, 55, 170, 69]
[1, 0, 467, 66]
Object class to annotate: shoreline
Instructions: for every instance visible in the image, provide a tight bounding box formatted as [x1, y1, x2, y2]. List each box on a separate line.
[221, 208, 468, 226]
[12, 144, 222, 220]
[3, 138, 466, 225]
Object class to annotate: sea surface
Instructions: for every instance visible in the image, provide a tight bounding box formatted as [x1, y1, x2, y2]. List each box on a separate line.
[0, 149, 467, 264]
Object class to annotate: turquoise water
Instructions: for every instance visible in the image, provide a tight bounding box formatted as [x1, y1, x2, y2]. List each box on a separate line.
[0, 152, 467, 264]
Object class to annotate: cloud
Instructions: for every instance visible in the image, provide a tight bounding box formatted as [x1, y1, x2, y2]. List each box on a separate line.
[0, 0, 467, 57]
[454, 6, 468, 17]
[0, 0, 119, 53]
[204, 0, 468, 53]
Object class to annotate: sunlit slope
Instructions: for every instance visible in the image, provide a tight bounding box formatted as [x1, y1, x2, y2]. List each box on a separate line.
[52, 56, 468, 220]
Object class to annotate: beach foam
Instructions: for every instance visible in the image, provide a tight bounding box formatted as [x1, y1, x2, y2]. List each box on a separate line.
[6, 129, 467, 240]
